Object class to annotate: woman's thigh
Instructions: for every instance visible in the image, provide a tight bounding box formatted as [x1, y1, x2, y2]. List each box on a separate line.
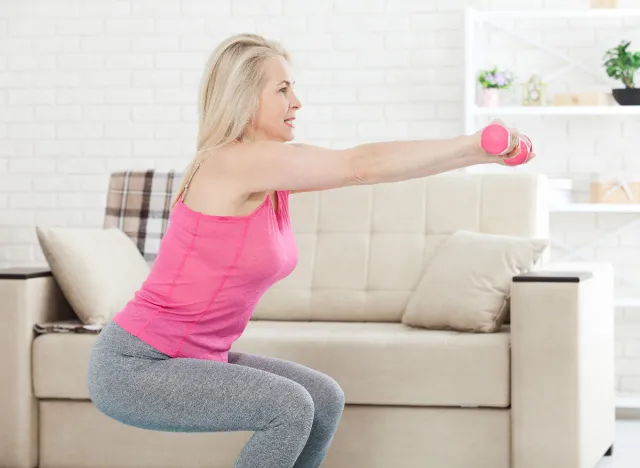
[228, 352, 345, 411]
[87, 325, 315, 433]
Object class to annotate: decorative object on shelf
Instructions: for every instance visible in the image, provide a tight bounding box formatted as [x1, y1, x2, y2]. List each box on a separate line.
[522, 74, 546, 106]
[603, 40, 640, 105]
[548, 178, 573, 206]
[591, 0, 618, 8]
[477, 66, 513, 107]
[552, 91, 613, 106]
[591, 179, 640, 204]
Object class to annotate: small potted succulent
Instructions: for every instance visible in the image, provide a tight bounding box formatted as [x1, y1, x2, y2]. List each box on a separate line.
[603, 40, 640, 105]
[477, 67, 514, 107]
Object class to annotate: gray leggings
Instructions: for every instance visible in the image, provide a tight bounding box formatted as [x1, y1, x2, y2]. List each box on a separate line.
[86, 321, 345, 468]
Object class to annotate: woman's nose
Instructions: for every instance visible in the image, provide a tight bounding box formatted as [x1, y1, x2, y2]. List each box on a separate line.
[291, 92, 302, 110]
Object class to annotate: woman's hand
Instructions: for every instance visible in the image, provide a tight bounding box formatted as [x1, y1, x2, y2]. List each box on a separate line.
[470, 119, 536, 166]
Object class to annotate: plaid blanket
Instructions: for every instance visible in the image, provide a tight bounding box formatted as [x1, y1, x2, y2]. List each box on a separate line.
[103, 170, 184, 263]
[34, 319, 104, 335]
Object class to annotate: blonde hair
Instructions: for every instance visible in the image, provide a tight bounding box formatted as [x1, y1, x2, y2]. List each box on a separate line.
[171, 33, 291, 208]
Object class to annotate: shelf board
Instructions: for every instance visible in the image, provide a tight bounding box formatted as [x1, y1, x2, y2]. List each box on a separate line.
[616, 298, 640, 308]
[472, 105, 640, 116]
[474, 8, 640, 19]
[616, 392, 640, 410]
[550, 203, 640, 213]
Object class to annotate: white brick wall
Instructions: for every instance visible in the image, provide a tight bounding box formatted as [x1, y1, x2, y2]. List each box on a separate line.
[2, 0, 640, 393]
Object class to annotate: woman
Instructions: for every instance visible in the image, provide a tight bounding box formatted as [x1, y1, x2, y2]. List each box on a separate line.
[87, 33, 534, 468]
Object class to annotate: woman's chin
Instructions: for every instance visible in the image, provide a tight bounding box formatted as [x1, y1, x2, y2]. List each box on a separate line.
[280, 129, 295, 142]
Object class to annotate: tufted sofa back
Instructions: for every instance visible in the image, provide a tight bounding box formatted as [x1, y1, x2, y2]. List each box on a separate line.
[252, 173, 549, 322]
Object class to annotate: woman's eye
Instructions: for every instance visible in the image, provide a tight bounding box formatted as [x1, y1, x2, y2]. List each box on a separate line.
[279, 87, 287, 93]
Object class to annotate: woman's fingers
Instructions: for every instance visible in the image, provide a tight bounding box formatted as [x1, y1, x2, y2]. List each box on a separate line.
[504, 129, 522, 158]
[504, 129, 538, 165]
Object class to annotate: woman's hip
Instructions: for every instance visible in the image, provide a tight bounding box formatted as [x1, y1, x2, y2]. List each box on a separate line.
[87, 321, 169, 404]
[90, 320, 169, 360]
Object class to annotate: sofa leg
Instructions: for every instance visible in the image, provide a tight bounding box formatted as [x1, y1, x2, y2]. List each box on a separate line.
[605, 444, 613, 457]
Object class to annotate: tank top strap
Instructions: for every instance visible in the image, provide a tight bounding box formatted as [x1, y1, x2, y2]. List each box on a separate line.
[181, 159, 204, 202]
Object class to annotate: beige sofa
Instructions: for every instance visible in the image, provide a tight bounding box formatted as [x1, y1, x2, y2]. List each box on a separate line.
[1, 172, 615, 468]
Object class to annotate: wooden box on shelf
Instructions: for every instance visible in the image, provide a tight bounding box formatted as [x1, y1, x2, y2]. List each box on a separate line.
[553, 92, 614, 106]
[590, 181, 640, 204]
[591, 0, 618, 7]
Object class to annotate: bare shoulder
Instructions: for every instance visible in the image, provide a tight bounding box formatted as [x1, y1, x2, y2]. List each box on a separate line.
[214, 140, 287, 171]
[180, 145, 253, 216]
[215, 141, 309, 196]
[212, 140, 283, 180]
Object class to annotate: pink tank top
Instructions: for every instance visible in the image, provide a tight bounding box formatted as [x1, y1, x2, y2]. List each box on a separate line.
[112, 180, 298, 363]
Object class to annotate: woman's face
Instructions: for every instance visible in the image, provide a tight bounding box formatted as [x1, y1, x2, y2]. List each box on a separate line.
[246, 55, 302, 142]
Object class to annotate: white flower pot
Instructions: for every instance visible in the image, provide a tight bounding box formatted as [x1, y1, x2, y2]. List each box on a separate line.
[482, 88, 500, 107]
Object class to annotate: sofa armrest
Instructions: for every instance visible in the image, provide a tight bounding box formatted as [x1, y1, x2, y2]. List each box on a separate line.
[510, 262, 615, 468]
[0, 267, 75, 468]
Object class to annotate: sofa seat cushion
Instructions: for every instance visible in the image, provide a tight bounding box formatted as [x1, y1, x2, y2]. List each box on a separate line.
[32, 321, 511, 408]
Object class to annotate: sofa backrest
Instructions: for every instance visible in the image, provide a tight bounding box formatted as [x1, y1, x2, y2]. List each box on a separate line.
[104, 171, 549, 323]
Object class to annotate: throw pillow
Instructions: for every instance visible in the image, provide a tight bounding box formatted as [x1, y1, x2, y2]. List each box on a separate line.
[36, 227, 150, 325]
[402, 230, 548, 333]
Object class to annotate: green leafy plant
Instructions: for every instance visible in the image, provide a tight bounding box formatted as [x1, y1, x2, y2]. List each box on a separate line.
[603, 41, 640, 88]
[477, 67, 514, 90]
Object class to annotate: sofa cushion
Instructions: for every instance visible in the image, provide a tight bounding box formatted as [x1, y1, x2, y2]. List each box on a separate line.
[33, 321, 510, 408]
[36, 227, 150, 325]
[402, 230, 548, 333]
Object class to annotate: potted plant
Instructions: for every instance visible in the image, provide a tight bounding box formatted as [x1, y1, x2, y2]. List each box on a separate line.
[477, 67, 514, 107]
[603, 40, 640, 105]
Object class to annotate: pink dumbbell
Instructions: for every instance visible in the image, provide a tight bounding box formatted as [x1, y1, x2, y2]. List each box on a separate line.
[480, 123, 532, 166]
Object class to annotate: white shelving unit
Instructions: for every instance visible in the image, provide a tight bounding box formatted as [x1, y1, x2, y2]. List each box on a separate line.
[464, 7, 640, 134]
[463, 7, 640, 310]
[465, 8, 640, 407]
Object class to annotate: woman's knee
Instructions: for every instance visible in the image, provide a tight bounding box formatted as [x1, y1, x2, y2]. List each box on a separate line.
[310, 373, 345, 417]
[273, 380, 316, 431]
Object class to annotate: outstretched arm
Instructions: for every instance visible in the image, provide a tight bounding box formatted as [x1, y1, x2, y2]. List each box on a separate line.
[219, 124, 531, 195]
